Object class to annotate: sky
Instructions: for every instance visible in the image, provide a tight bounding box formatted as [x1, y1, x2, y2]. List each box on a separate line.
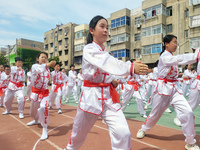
[0, 0, 144, 48]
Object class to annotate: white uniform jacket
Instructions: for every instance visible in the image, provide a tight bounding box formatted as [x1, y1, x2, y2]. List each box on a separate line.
[191, 61, 200, 91]
[77, 73, 84, 87]
[27, 71, 31, 86]
[51, 71, 68, 92]
[0, 72, 10, 92]
[8, 66, 25, 91]
[67, 70, 77, 87]
[155, 50, 199, 96]
[79, 42, 134, 115]
[30, 64, 50, 101]
[183, 69, 195, 84]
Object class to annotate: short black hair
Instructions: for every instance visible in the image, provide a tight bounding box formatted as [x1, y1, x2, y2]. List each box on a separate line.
[4, 65, 10, 68]
[15, 57, 23, 62]
[54, 62, 60, 67]
[130, 59, 136, 63]
[70, 64, 75, 68]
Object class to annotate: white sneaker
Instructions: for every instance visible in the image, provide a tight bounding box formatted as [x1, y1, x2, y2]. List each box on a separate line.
[2, 111, 12, 115]
[144, 105, 148, 110]
[48, 106, 52, 110]
[65, 100, 68, 103]
[76, 101, 79, 104]
[40, 127, 48, 140]
[27, 120, 40, 126]
[58, 109, 62, 114]
[142, 114, 147, 118]
[102, 119, 106, 124]
[174, 117, 182, 127]
[136, 129, 145, 139]
[19, 113, 24, 119]
[185, 143, 200, 150]
[165, 108, 172, 113]
[26, 98, 31, 101]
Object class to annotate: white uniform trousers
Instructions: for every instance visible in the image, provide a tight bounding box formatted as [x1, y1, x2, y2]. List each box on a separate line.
[188, 88, 200, 111]
[62, 85, 67, 100]
[4, 89, 25, 113]
[142, 90, 196, 144]
[26, 83, 32, 99]
[182, 83, 190, 97]
[0, 90, 6, 106]
[49, 87, 62, 109]
[122, 87, 146, 115]
[66, 85, 78, 102]
[29, 96, 49, 128]
[67, 104, 131, 150]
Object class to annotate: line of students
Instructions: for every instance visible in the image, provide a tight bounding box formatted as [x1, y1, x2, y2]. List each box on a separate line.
[1, 15, 200, 150]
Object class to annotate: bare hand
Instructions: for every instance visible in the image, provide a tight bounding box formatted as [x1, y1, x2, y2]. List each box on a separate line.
[18, 67, 21, 71]
[134, 61, 148, 75]
[47, 61, 56, 68]
[111, 79, 119, 88]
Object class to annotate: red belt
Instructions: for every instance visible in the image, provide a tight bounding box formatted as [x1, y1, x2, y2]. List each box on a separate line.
[183, 78, 191, 81]
[197, 75, 200, 80]
[0, 86, 6, 96]
[11, 81, 24, 88]
[158, 78, 178, 83]
[84, 80, 120, 104]
[127, 81, 139, 91]
[53, 83, 63, 92]
[32, 87, 49, 98]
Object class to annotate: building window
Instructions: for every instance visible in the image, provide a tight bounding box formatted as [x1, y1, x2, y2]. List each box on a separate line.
[134, 33, 141, 41]
[59, 40, 62, 45]
[143, 4, 162, 19]
[189, 15, 200, 28]
[190, 37, 200, 48]
[185, 9, 189, 18]
[135, 17, 141, 25]
[190, 0, 200, 5]
[55, 36, 58, 41]
[65, 38, 68, 44]
[166, 6, 172, 17]
[111, 33, 130, 44]
[51, 32, 53, 39]
[59, 29, 62, 35]
[185, 30, 188, 38]
[50, 43, 53, 47]
[134, 49, 140, 58]
[75, 29, 88, 39]
[74, 56, 82, 64]
[166, 24, 172, 33]
[45, 44, 48, 50]
[142, 24, 164, 37]
[65, 49, 68, 55]
[142, 44, 162, 55]
[65, 61, 68, 66]
[111, 16, 130, 28]
[50, 53, 53, 57]
[31, 44, 35, 47]
[111, 49, 130, 58]
[59, 51, 62, 56]
[55, 47, 57, 52]
[107, 40, 111, 47]
[75, 43, 85, 51]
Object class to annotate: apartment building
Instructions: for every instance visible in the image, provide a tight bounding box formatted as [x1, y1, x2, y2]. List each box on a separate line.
[74, 24, 89, 71]
[44, 23, 77, 71]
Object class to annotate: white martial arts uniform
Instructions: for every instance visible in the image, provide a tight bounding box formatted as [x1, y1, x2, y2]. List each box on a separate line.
[188, 61, 200, 111]
[4, 66, 25, 114]
[182, 69, 195, 97]
[66, 70, 78, 102]
[77, 73, 83, 100]
[26, 71, 32, 100]
[29, 63, 50, 128]
[49, 71, 67, 109]
[0, 72, 10, 107]
[141, 50, 199, 145]
[67, 41, 132, 150]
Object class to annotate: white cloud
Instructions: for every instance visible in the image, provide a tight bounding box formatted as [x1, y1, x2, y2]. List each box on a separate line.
[0, 19, 11, 25]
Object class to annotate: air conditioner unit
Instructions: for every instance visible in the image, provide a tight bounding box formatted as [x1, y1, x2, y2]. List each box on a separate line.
[137, 24, 141, 28]
[65, 44, 68, 48]
[65, 32, 68, 36]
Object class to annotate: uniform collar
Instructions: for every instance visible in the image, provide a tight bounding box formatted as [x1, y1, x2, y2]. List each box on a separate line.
[93, 41, 105, 51]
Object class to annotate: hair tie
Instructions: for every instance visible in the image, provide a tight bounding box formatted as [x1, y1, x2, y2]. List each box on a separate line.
[162, 42, 165, 46]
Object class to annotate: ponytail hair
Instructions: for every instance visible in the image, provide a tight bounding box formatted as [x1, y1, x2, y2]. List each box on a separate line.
[160, 34, 177, 56]
[87, 15, 107, 44]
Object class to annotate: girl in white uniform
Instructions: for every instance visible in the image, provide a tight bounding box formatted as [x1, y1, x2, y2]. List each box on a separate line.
[3, 57, 25, 119]
[61, 68, 68, 101]
[136, 34, 200, 150]
[26, 52, 56, 140]
[63, 15, 148, 150]
[0, 65, 10, 107]
[26, 69, 32, 101]
[49, 63, 67, 114]
[76, 68, 84, 101]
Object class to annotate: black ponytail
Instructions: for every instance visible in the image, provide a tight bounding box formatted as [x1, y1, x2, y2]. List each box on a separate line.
[160, 34, 177, 56]
[87, 15, 107, 44]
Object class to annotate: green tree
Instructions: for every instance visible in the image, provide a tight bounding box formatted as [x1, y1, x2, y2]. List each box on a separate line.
[23, 57, 34, 71]
[0, 54, 8, 65]
[48, 56, 63, 72]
